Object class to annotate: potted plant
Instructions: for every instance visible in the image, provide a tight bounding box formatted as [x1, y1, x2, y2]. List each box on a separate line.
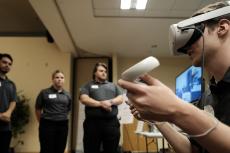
[10, 91, 30, 153]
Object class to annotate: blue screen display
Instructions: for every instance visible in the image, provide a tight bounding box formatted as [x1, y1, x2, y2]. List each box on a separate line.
[175, 66, 202, 103]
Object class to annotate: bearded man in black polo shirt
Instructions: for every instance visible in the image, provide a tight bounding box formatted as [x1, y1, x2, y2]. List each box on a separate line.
[80, 62, 123, 153]
[0, 53, 17, 153]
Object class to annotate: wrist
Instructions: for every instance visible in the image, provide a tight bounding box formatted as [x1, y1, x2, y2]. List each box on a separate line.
[170, 99, 192, 125]
[6, 110, 13, 115]
[171, 102, 215, 136]
[110, 99, 114, 105]
[99, 102, 103, 107]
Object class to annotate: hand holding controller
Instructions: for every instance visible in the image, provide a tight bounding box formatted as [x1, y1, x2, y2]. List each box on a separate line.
[121, 56, 160, 82]
[121, 56, 163, 125]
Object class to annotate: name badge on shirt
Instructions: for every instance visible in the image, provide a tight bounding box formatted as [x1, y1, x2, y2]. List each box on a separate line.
[91, 85, 99, 89]
[49, 94, 57, 99]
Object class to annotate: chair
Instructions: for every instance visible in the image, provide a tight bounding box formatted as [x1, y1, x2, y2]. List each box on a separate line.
[135, 121, 166, 153]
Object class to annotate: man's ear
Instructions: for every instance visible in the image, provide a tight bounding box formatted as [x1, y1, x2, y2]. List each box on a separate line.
[217, 19, 230, 37]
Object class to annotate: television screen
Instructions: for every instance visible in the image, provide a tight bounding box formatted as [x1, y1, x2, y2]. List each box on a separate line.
[175, 66, 202, 103]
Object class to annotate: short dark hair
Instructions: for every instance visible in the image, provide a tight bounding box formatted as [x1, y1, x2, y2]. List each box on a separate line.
[0, 53, 13, 63]
[92, 62, 107, 80]
[52, 69, 64, 79]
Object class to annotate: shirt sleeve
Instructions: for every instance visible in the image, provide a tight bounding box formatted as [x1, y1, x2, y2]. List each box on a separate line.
[79, 83, 90, 96]
[115, 85, 123, 96]
[35, 90, 44, 110]
[9, 81, 17, 102]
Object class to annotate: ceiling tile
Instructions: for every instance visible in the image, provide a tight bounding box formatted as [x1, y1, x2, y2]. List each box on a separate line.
[93, 0, 120, 9]
[94, 9, 120, 16]
[147, 0, 175, 10]
[144, 10, 171, 17]
[119, 10, 145, 16]
[173, 0, 201, 10]
[170, 10, 195, 18]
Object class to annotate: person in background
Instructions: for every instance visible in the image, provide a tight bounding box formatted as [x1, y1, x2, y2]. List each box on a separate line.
[118, 1, 230, 153]
[79, 62, 123, 153]
[35, 70, 71, 153]
[0, 53, 17, 153]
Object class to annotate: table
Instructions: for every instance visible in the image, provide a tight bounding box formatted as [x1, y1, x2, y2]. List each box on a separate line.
[136, 131, 166, 153]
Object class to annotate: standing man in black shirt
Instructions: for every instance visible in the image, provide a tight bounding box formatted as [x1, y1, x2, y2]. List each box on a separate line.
[35, 70, 71, 153]
[0, 53, 17, 153]
[80, 62, 123, 153]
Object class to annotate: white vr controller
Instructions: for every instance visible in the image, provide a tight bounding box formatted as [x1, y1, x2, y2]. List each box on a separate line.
[121, 56, 160, 82]
[121, 56, 161, 124]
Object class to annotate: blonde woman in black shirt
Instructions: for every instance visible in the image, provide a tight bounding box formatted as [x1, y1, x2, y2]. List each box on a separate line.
[35, 70, 71, 153]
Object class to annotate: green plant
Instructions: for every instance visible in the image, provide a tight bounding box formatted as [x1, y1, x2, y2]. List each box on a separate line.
[11, 91, 30, 138]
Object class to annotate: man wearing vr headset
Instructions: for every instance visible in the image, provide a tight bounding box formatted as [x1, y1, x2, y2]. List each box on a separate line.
[118, 1, 230, 153]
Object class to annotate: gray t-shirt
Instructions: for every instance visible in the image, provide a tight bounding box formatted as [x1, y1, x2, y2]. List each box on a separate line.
[35, 86, 71, 121]
[80, 80, 122, 119]
[0, 77, 17, 131]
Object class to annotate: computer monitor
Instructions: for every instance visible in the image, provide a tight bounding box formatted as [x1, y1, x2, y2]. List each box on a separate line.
[175, 66, 202, 103]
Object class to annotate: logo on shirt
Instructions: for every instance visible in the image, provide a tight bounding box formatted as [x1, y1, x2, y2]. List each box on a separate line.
[91, 85, 99, 89]
[48, 94, 57, 99]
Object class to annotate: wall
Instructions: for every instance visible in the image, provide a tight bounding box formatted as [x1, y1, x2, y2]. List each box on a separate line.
[0, 37, 191, 153]
[0, 37, 72, 152]
[117, 57, 191, 152]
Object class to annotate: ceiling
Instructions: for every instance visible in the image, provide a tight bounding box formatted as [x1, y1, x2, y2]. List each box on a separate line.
[0, 0, 46, 36]
[0, 0, 223, 58]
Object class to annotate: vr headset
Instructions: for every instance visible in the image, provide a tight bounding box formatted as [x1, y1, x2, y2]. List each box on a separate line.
[169, 5, 230, 55]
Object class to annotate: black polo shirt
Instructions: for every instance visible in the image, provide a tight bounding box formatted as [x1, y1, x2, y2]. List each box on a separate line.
[0, 77, 17, 131]
[80, 80, 122, 119]
[35, 86, 71, 121]
[191, 67, 230, 153]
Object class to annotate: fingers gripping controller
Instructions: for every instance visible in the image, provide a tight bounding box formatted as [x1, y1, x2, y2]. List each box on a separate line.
[121, 56, 163, 125]
[121, 56, 160, 82]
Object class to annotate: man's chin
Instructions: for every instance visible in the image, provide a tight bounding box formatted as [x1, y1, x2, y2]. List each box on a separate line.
[191, 58, 203, 67]
[193, 62, 201, 67]
[99, 78, 106, 82]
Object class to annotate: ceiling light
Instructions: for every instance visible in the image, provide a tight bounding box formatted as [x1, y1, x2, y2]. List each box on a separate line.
[121, 0, 131, 10]
[136, 0, 148, 9]
[227, 1, 230, 5]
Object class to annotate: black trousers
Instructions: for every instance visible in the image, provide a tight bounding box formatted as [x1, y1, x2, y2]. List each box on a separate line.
[0, 130, 12, 153]
[83, 118, 120, 153]
[39, 118, 68, 153]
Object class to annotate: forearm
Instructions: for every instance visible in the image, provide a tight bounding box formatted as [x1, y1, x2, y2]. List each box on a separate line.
[80, 95, 101, 107]
[35, 109, 41, 122]
[6, 101, 16, 114]
[0, 101, 16, 122]
[172, 102, 230, 153]
[110, 95, 123, 105]
[156, 122, 195, 153]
